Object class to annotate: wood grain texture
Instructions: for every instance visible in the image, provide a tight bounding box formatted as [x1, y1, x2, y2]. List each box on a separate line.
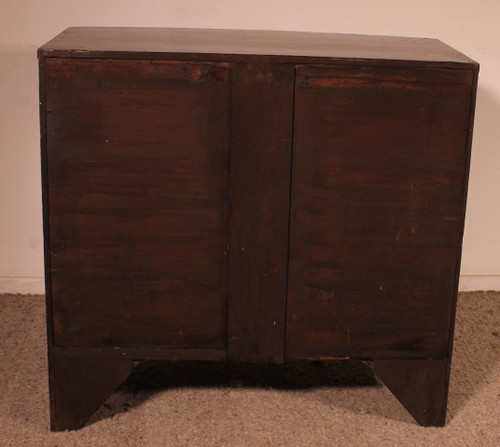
[373, 358, 449, 426]
[45, 58, 231, 348]
[446, 66, 480, 372]
[227, 61, 294, 363]
[39, 29, 479, 429]
[286, 65, 474, 359]
[51, 348, 132, 431]
[38, 27, 476, 67]
[53, 346, 227, 361]
[39, 54, 59, 431]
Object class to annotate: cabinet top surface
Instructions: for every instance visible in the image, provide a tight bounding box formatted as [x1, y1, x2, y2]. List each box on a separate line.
[39, 27, 476, 66]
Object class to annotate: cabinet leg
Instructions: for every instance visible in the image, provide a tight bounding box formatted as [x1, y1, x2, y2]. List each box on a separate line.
[372, 358, 449, 426]
[49, 348, 133, 431]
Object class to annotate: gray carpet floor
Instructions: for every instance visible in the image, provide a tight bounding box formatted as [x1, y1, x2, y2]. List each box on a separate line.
[0, 292, 498, 446]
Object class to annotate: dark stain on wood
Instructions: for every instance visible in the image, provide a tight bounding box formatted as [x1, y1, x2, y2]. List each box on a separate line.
[228, 61, 294, 363]
[39, 27, 479, 430]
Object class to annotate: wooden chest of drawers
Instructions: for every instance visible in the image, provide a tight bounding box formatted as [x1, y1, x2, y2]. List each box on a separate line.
[38, 27, 479, 430]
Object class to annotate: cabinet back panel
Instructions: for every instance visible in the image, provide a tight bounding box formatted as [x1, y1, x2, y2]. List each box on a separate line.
[45, 58, 231, 348]
[287, 66, 473, 358]
[227, 61, 294, 363]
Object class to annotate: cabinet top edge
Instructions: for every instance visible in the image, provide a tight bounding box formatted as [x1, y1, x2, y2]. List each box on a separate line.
[38, 27, 478, 67]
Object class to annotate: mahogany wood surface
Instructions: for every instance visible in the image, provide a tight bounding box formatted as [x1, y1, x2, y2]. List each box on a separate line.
[286, 65, 474, 359]
[228, 61, 294, 363]
[373, 358, 450, 426]
[39, 27, 476, 66]
[39, 28, 479, 430]
[45, 58, 231, 348]
[51, 348, 132, 431]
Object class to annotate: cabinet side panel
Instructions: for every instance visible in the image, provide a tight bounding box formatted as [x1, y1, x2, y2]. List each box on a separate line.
[287, 65, 473, 359]
[228, 61, 294, 363]
[39, 54, 60, 430]
[46, 58, 231, 348]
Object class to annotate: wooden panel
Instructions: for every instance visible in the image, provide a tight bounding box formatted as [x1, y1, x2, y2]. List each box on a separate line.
[39, 27, 476, 66]
[287, 65, 473, 359]
[50, 348, 132, 431]
[53, 346, 227, 362]
[45, 58, 231, 348]
[228, 61, 294, 363]
[373, 358, 450, 426]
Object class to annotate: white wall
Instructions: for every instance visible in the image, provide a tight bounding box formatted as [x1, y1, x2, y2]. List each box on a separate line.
[1, 0, 499, 293]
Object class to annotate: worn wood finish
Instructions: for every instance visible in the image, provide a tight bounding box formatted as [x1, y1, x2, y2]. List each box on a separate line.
[227, 61, 294, 363]
[373, 358, 450, 426]
[53, 346, 227, 361]
[39, 28, 479, 430]
[38, 27, 476, 67]
[51, 348, 132, 431]
[38, 55, 59, 431]
[287, 65, 473, 359]
[45, 58, 231, 348]
[446, 66, 480, 377]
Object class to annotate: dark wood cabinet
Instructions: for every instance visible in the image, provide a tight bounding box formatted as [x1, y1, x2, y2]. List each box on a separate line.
[38, 27, 479, 430]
